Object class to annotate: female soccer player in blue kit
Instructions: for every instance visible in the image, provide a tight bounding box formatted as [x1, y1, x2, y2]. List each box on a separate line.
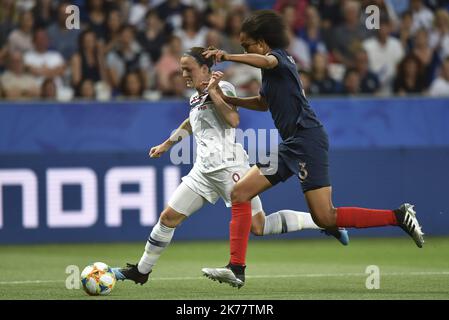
[201, 10, 424, 288]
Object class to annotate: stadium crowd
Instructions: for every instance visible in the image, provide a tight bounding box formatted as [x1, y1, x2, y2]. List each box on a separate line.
[0, 0, 449, 101]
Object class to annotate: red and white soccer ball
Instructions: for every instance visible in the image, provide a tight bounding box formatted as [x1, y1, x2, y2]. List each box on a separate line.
[80, 262, 116, 296]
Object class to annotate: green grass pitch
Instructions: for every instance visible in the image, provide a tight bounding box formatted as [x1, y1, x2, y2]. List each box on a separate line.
[0, 237, 448, 300]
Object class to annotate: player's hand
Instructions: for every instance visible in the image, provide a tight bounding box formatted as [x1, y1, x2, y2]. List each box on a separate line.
[203, 71, 224, 91]
[149, 143, 170, 158]
[202, 48, 228, 64]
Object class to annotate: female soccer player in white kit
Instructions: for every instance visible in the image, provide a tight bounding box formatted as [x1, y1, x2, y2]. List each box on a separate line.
[112, 47, 348, 286]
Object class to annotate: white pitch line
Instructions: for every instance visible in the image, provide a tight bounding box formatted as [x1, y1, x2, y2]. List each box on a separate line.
[0, 280, 63, 285]
[1, 271, 448, 285]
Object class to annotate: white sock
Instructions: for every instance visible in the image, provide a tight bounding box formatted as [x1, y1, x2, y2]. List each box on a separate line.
[137, 221, 175, 274]
[263, 209, 320, 235]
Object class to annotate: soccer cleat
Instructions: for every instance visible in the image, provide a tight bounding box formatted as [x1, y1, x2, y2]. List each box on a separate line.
[394, 203, 424, 248]
[321, 228, 350, 246]
[111, 267, 126, 281]
[111, 263, 151, 285]
[202, 263, 245, 289]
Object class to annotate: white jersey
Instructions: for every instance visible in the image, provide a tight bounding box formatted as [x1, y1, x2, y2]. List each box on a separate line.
[189, 81, 248, 173]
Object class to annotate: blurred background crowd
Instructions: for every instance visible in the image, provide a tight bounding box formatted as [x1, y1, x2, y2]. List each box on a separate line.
[0, 0, 449, 101]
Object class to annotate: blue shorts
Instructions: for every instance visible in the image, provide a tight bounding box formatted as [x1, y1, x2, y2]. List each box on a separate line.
[257, 126, 331, 193]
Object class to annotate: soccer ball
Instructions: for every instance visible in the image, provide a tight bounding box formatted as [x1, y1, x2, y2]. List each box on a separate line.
[80, 262, 116, 296]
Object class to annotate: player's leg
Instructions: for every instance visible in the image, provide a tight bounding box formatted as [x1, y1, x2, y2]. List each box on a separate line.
[251, 208, 320, 236]
[113, 182, 207, 284]
[228, 165, 272, 266]
[202, 165, 273, 288]
[304, 186, 424, 247]
[250, 197, 349, 245]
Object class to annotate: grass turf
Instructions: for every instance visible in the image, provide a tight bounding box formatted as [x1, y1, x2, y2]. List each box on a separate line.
[0, 237, 448, 300]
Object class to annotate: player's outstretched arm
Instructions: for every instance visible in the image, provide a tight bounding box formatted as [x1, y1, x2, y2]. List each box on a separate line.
[149, 118, 192, 158]
[204, 72, 268, 112]
[224, 94, 269, 112]
[203, 49, 278, 69]
[214, 86, 268, 112]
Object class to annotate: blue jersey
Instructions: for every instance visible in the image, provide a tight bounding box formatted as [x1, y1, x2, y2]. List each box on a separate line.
[260, 48, 322, 141]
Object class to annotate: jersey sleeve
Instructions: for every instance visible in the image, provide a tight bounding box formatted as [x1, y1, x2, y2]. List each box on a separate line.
[266, 48, 283, 69]
[218, 81, 237, 98]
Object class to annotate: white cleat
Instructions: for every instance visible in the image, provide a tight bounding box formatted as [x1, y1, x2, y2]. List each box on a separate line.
[202, 267, 245, 289]
[396, 203, 425, 248]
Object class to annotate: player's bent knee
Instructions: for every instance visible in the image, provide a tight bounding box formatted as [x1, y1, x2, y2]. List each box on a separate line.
[160, 209, 184, 228]
[251, 224, 264, 236]
[231, 188, 251, 204]
[312, 214, 336, 229]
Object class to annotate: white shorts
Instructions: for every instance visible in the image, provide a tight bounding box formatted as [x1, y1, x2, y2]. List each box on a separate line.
[168, 164, 263, 217]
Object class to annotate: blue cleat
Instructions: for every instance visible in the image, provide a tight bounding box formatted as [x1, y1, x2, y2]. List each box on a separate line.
[111, 267, 126, 281]
[111, 263, 151, 285]
[321, 228, 350, 246]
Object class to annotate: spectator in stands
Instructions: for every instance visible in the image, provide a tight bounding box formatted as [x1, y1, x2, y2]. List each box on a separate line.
[137, 9, 172, 63]
[40, 77, 57, 99]
[363, 16, 404, 94]
[278, 3, 312, 70]
[429, 9, 449, 60]
[354, 49, 380, 94]
[279, 4, 301, 35]
[155, 0, 189, 31]
[119, 71, 144, 99]
[106, 24, 153, 91]
[71, 29, 107, 89]
[410, 0, 435, 34]
[424, 0, 449, 11]
[128, 0, 150, 30]
[412, 28, 438, 86]
[309, 52, 340, 95]
[313, 0, 343, 32]
[274, 0, 308, 34]
[110, 0, 131, 23]
[299, 69, 311, 95]
[385, 0, 410, 17]
[174, 6, 208, 51]
[15, 0, 35, 11]
[0, 0, 16, 48]
[298, 6, 327, 57]
[0, 51, 40, 99]
[223, 9, 245, 54]
[341, 68, 362, 95]
[33, 0, 54, 28]
[428, 56, 449, 96]
[0, 46, 7, 72]
[396, 10, 415, 51]
[163, 71, 189, 98]
[85, 0, 107, 40]
[47, 1, 81, 61]
[75, 78, 96, 99]
[24, 28, 66, 91]
[205, 0, 231, 32]
[205, 29, 232, 72]
[286, 29, 311, 71]
[7, 10, 34, 54]
[393, 53, 426, 95]
[331, 0, 371, 66]
[241, 77, 262, 97]
[246, 0, 276, 11]
[104, 9, 124, 54]
[155, 35, 182, 93]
